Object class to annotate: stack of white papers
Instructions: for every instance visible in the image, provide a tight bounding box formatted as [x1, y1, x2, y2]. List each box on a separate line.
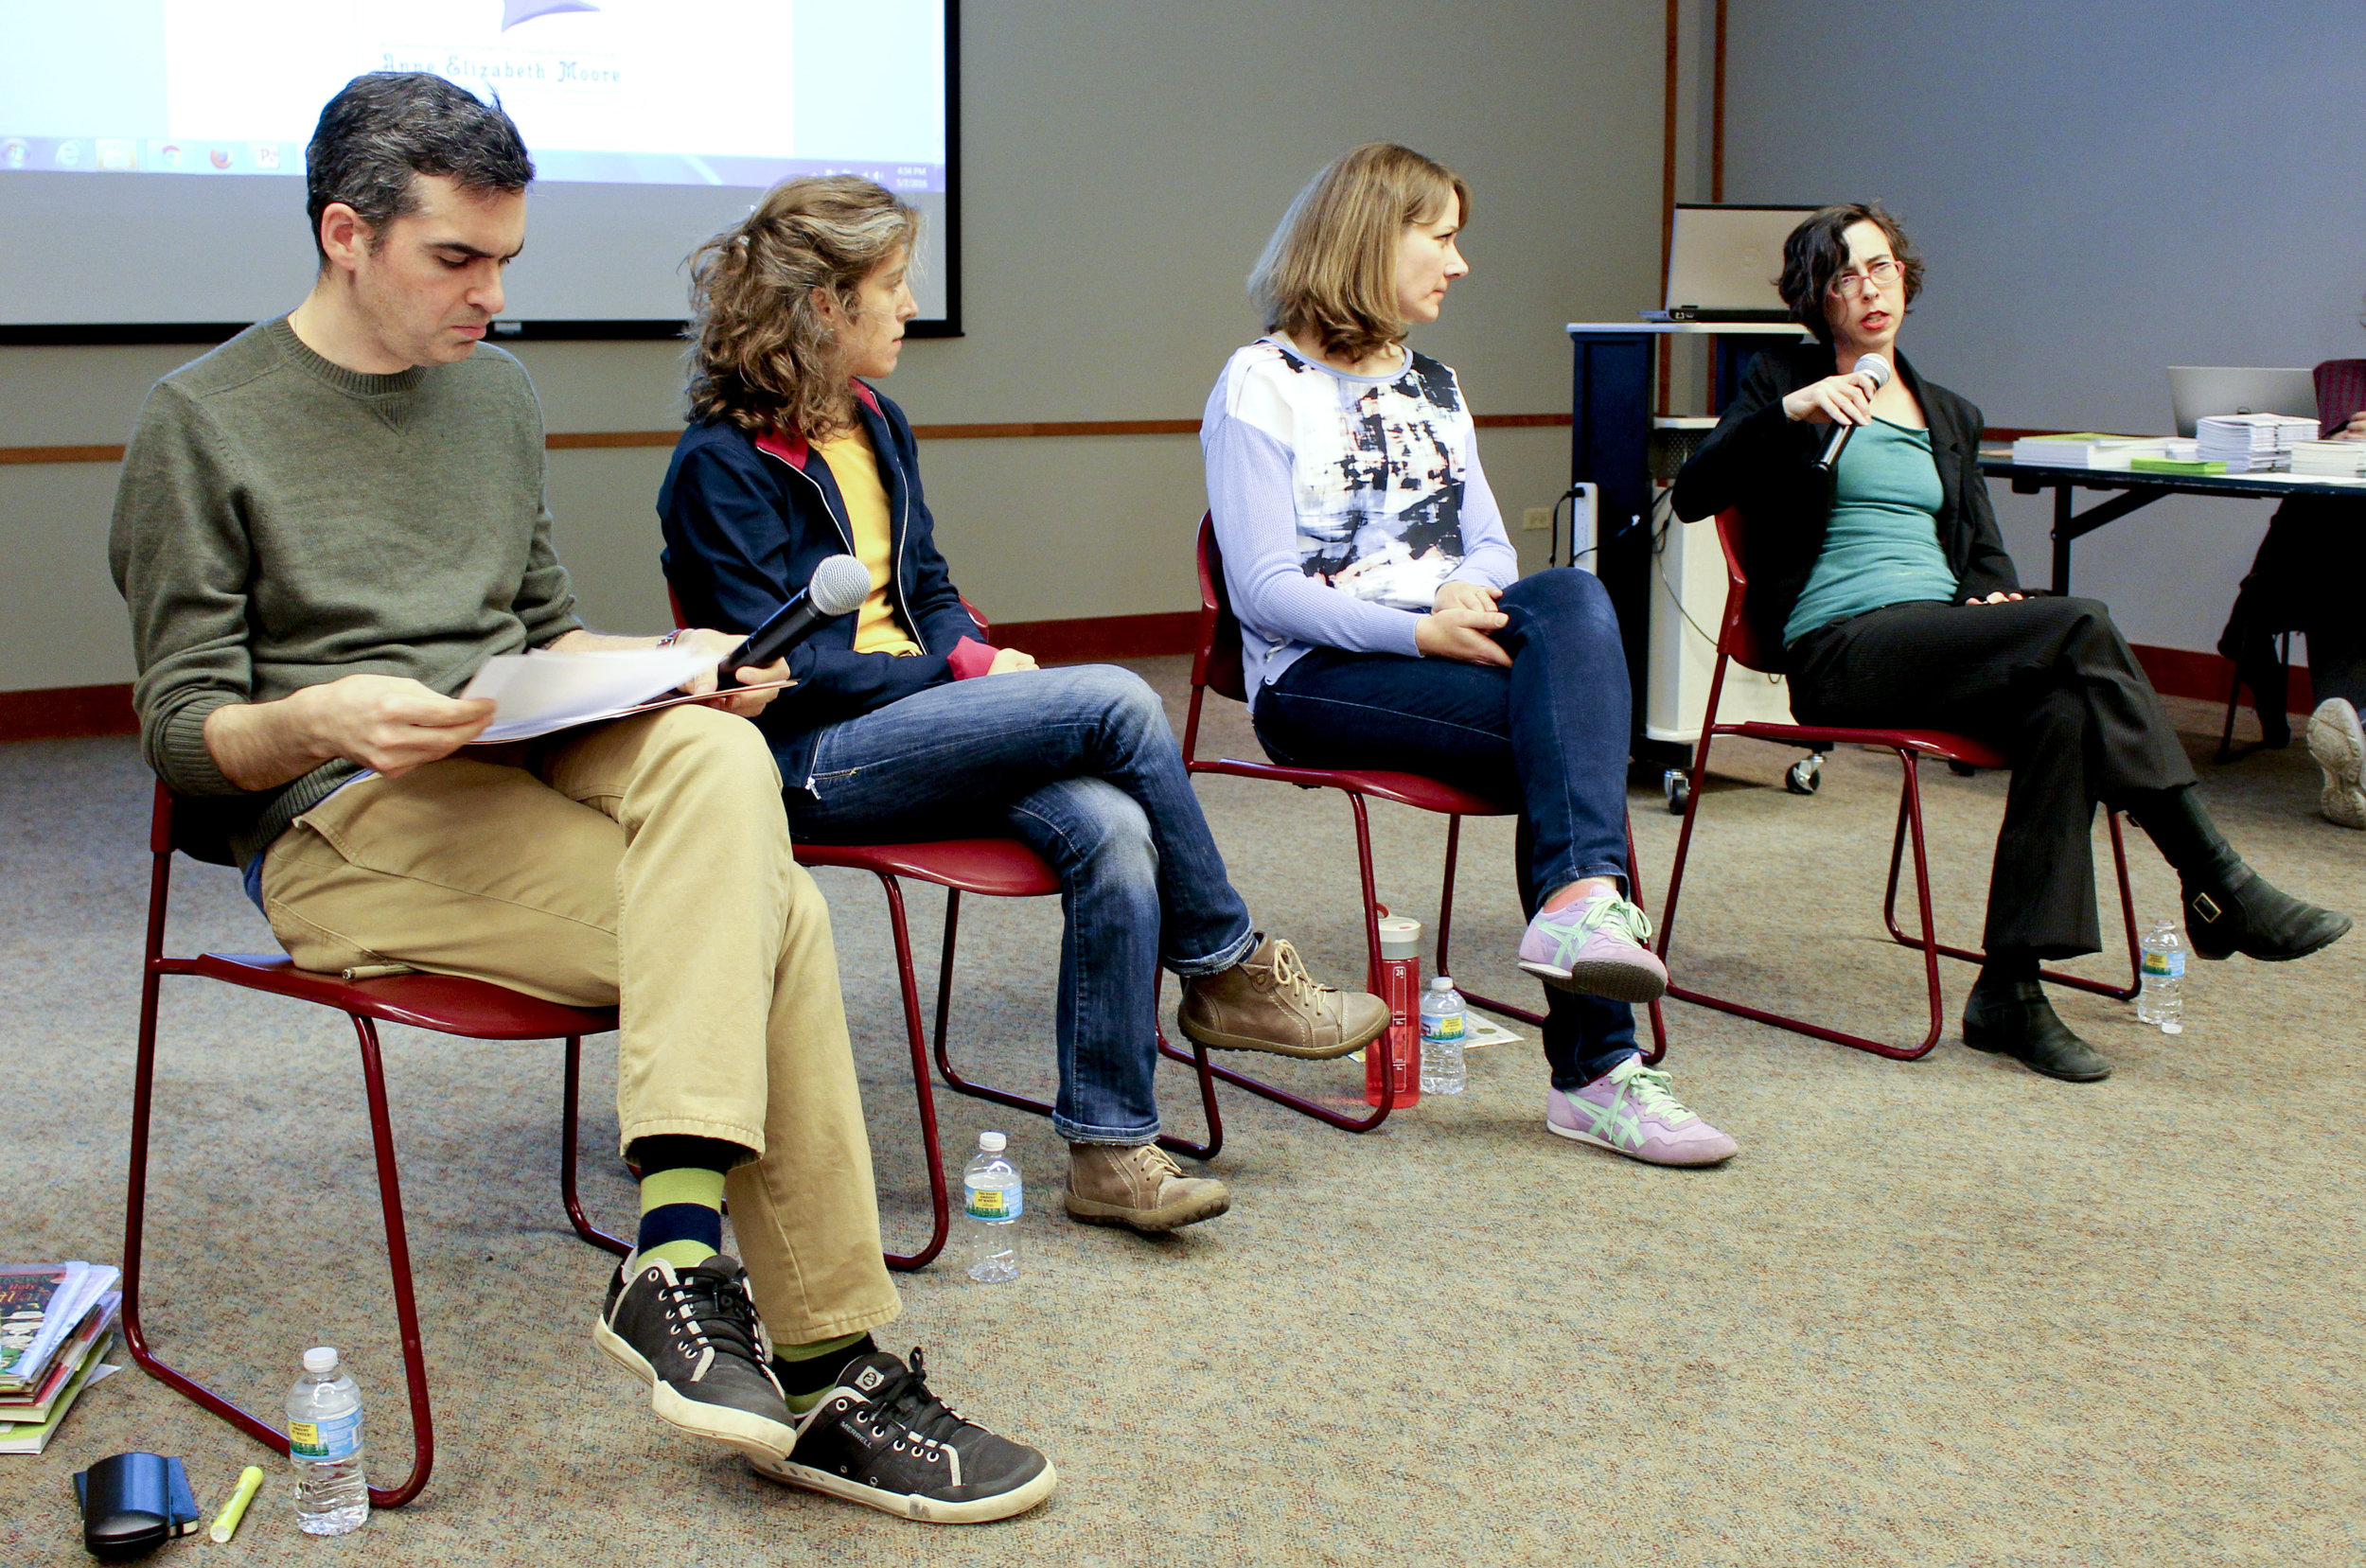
[2288, 439, 2366, 477]
[460, 644, 723, 744]
[2196, 414, 2318, 473]
[2009, 433, 2174, 468]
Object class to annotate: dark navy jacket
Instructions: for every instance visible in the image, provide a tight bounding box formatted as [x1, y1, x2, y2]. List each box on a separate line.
[658, 381, 982, 785]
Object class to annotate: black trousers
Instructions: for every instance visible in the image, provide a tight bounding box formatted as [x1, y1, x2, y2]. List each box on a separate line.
[1786, 596, 2196, 959]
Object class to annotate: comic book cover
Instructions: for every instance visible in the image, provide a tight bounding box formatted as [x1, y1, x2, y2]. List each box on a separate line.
[0, 1262, 101, 1391]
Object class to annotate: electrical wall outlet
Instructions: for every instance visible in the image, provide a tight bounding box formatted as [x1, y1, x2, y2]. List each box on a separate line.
[1522, 506, 1552, 533]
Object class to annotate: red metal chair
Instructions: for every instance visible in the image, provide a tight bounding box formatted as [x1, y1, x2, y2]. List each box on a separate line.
[126, 784, 630, 1509]
[1178, 514, 1669, 1132]
[664, 592, 1225, 1272]
[1652, 508, 2141, 1060]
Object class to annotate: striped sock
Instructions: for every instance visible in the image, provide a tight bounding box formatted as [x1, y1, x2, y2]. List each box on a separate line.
[633, 1164, 728, 1273]
[773, 1331, 877, 1413]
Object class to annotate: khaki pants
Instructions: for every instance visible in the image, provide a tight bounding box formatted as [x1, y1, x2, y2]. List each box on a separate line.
[260, 703, 899, 1343]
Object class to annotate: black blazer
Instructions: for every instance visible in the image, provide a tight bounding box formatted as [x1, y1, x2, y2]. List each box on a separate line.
[1669, 341, 2020, 661]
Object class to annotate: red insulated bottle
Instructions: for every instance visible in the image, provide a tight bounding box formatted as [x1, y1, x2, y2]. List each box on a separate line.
[1367, 913, 1422, 1108]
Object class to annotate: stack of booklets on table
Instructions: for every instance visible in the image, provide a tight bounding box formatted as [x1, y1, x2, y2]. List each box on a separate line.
[2196, 414, 2319, 473]
[2287, 439, 2366, 478]
[2008, 432, 2178, 468]
[0, 1261, 123, 1455]
[2127, 438, 2224, 475]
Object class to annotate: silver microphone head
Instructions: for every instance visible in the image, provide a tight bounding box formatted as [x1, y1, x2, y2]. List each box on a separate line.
[1854, 352, 1894, 388]
[808, 554, 873, 617]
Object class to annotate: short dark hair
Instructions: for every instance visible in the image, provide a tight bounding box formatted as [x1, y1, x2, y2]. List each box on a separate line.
[1776, 203, 1925, 344]
[304, 72, 535, 262]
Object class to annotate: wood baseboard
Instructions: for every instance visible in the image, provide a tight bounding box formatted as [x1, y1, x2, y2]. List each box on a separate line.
[2130, 642, 2310, 715]
[0, 682, 138, 743]
[1, 630, 2307, 745]
[991, 611, 1200, 664]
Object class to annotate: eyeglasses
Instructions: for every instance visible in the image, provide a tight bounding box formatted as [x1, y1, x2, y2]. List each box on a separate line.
[1828, 257, 1900, 296]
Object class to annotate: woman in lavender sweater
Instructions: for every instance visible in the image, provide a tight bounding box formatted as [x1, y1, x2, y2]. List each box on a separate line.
[1201, 143, 1734, 1168]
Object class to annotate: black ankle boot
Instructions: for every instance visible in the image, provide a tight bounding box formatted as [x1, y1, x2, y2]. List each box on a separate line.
[2128, 785, 2353, 961]
[2181, 864, 2353, 962]
[1963, 976, 2111, 1082]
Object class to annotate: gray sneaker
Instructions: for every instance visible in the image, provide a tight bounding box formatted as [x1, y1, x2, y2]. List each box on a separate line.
[2308, 697, 2365, 830]
[593, 1253, 799, 1461]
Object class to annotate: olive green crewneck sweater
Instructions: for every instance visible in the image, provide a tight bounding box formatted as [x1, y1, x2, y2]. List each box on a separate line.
[108, 316, 584, 868]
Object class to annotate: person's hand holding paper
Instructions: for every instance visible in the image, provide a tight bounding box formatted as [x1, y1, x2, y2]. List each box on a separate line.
[461, 635, 792, 745]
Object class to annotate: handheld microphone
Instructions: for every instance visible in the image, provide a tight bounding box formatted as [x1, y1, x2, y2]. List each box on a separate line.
[716, 554, 872, 687]
[1814, 352, 1894, 474]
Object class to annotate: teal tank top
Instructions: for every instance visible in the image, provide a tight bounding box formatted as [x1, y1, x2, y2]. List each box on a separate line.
[1784, 417, 1959, 646]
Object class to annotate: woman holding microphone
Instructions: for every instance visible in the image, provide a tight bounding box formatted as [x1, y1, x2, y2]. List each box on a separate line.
[660, 176, 1387, 1238]
[1203, 143, 1736, 1168]
[1672, 203, 2349, 1082]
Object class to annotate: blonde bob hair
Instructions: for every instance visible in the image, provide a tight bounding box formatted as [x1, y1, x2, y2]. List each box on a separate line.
[1250, 143, 1470, 364]
[684, 175, 920, 439]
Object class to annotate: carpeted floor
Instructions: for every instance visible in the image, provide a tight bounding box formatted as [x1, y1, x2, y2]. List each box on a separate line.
[3, 660, 2358, 1566]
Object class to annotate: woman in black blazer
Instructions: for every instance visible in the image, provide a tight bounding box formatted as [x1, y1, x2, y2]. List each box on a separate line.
[1673, 204, 2348, 1083]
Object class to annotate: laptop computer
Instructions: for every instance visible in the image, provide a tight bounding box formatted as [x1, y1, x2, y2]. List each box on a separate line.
[1641, 203, 1820, 324]
[2167, 366, 2318, 438]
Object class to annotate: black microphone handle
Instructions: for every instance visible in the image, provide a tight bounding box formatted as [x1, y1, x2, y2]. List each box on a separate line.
[1815, 417, 1860, 474]
[715, 592, 830, 687]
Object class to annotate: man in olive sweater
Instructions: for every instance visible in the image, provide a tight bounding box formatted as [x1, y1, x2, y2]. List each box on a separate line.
[108, 73, 1052, 1524]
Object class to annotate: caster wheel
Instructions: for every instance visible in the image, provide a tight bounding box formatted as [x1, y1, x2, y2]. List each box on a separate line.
[1784, 754, 1823, 795]
[1663, 767, 1691, 815]
[1947, 760, 1978, 778]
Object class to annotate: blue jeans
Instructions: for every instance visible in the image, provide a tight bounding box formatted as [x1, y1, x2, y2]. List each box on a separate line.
[782, 664, 1257, 1144]
[1250, 569, 1639, 1089]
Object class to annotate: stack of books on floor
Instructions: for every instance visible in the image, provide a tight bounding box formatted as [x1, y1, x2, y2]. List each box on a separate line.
[2196, 414, 2319, 473]
[0, 1261, 122, 1455]
[2287, 439, 2366, 477]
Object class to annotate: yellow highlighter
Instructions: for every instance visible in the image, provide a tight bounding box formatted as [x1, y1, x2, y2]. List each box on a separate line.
[210, 1465, 266, 1543]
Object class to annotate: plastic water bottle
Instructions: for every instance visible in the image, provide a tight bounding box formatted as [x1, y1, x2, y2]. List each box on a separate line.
[962, 1132, 1021, 1283]
[1419, 977, 1469, 1094]
[286, 1346, 367, 1535]
[2138, 918, 2185, 1034]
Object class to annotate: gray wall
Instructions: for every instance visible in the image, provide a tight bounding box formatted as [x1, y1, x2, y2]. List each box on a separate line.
[1722, 0, 2366, 654]
[0, 0, 1665, 696]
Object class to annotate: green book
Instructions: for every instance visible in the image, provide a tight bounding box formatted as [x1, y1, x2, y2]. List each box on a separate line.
[2129, 457, 2228, 475]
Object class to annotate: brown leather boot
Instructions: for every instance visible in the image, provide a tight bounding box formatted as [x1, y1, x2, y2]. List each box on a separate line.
[1177, 935, 1389, 1059]
[1064, 1143, 1229, 1232]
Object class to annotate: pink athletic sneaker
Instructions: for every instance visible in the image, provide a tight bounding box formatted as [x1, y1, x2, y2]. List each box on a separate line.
[1517, 889, 1668, 1002]
[1545, 1058, 1737, 1167]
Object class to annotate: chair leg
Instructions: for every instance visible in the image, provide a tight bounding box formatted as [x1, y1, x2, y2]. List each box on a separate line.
[1624, 817, 1671, 1067]
[560, 1035, 630, 1258]
[1162, 792, 1398, 1133]
[122, 960, 295, 1465]
[930, 891, 1226, 1160]
[1436, 813, 1546, 1031]
[1431, 809, 1670, 1066]
[349, 1014, 436, 1507]
[121, 993, 438, 1506]
[874, 874, 952, 1271]
[1880, 792, 2142, 1003]
[1662, 745, 1946, 1060]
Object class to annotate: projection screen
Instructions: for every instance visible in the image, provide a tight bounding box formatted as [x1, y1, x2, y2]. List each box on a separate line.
[0, 0, 959, 342]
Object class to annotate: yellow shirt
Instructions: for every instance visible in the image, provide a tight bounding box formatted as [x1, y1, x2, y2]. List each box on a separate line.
[813, 423, 921, 657]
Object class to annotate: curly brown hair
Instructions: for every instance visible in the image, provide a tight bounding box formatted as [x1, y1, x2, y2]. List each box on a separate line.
[1776, 203, 1925, 344]
[1250, 143, 1471, 365]
[683, 175, 921, 439]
